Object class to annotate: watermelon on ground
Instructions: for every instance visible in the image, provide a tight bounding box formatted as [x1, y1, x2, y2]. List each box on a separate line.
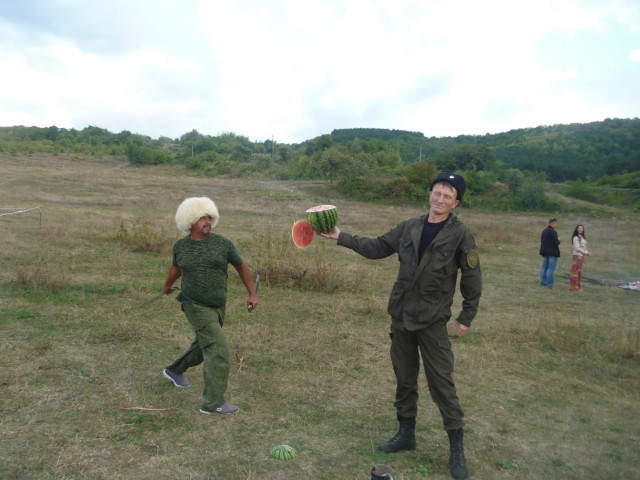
[306, 205, 338, 233]
[270, 444, 297, 460]
[292, 220, 314, 248]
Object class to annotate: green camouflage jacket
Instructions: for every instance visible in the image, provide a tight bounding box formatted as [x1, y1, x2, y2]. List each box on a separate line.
[337, 213, 482, 330]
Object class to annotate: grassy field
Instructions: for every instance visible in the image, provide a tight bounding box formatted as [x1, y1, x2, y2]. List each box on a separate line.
[1, 153, 639, 480]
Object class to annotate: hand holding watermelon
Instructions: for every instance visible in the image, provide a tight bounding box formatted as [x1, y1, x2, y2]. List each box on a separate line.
[318, 226, 340, 240]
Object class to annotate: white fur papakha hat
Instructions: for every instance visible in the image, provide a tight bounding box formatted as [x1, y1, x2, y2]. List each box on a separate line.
[175, 197, 219, 233]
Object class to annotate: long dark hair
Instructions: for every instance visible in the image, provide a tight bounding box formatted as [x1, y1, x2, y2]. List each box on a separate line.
[571, 224, 586, 241]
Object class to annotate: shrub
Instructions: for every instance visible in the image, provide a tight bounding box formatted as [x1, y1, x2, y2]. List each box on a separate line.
[14, 260, 70, 292]
[564, 179, 597, 202]
[405, 161, 437, 186]
[127, 144, 170, 165]
[115, 221, 174, 253]
[239, 227, 366, 293]
[462, 169, 496, 194]
[338, 176, 373, 198]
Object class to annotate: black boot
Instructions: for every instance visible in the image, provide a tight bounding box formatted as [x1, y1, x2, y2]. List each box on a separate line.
[377, 415, 416, 453]
[447, 428, 468, 479]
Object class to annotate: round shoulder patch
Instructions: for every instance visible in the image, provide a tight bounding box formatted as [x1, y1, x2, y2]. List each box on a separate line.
[467, 250, 479, 268]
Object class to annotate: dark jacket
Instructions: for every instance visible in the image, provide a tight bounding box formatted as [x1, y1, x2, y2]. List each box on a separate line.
[337, 213, 482, 330]
[539, 225, 561, 257]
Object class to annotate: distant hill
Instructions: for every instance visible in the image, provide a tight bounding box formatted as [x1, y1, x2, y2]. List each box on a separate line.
[1, 118, 638, 182]
[330, 118, 640, 182]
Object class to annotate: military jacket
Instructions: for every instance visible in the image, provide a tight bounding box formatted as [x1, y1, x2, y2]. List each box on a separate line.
[337, 213, 482, 330]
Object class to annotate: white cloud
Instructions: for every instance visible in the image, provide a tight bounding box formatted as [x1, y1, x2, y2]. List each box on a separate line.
[0, 0, 638, 142]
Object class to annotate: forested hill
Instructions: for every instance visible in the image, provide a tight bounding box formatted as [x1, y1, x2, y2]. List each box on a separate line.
[1, 118, 638, 183]
[330, 118, 640, 181]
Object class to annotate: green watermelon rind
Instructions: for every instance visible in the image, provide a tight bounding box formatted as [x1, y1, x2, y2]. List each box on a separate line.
[292, 219, 314, 248]
[270, 444, 297, 460]
[305, 205, 338, 234]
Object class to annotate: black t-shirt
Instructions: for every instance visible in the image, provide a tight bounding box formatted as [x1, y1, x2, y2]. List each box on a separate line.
[418, 217, 448, 262]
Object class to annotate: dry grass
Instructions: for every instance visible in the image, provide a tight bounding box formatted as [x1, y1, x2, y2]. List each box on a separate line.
[14, 258, 71, 292]
[114, 220, 175, 254]
[237, 227, 372, 293]
[1, 153, 639, 479]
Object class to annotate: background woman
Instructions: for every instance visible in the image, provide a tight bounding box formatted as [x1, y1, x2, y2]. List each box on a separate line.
[570, 224, 591, 291]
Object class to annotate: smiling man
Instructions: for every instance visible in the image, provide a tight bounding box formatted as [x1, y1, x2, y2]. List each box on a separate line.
[321, 173, 481, 480]
[161, 196, 258, 415]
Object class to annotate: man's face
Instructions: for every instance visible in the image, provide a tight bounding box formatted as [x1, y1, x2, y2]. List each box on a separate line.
[191, 216, 213, 237]
[429, 183, 459, 216]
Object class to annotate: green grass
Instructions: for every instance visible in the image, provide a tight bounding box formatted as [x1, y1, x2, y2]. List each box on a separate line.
[1, 153, 639, 479]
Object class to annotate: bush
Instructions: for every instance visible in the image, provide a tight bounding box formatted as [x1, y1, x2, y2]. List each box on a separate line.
[338, 176, 373, 198]
[564, 179, 597, 202]
[127, 144, 170, 165]
[462, 169, 496, 194]
[239, 227, 367, 293]
[115, 221, 174, 253]
[14, 260, 70, 292]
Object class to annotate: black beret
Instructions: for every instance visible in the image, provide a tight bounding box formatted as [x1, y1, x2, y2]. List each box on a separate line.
[429, 172, 466, 202]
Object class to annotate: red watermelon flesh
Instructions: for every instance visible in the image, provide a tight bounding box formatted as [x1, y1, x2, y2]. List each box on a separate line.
[292, 220, 314, 248]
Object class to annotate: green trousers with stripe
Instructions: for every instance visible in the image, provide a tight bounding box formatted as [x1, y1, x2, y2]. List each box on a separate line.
[166, 303, 229, 411]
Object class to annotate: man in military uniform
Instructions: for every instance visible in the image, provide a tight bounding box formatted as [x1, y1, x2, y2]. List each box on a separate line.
[321, 173, 481, 480]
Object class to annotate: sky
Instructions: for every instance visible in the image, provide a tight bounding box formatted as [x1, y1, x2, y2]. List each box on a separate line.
[0, 0, 639, 144]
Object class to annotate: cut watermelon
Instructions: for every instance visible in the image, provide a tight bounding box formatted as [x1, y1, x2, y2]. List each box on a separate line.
[292, 220, 315, 248]
[305, 205, 338, 233]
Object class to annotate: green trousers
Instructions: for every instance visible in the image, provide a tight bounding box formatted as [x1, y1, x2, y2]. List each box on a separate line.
[390, 321, 465, 430]
[166, 303, 229, 411]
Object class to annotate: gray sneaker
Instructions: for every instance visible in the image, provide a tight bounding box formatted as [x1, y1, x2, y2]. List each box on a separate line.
[163, 368, 191, 387]
[200, 402, 239, 415]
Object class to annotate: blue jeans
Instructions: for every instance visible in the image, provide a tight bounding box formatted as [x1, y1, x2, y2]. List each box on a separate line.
[540, 256, 558, 288]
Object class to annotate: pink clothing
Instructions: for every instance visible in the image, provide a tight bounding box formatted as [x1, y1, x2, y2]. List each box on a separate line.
[570, 235, 589, 290]
[570, 255, 584, 291]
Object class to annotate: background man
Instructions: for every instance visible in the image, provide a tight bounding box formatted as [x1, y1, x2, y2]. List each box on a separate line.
[162, 196, 258, 414]
[539, 218, 561, 289]
[321, 173, 481, 480]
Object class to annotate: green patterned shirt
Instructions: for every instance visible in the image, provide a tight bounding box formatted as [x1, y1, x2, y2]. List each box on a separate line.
[172, 233, 244, 307]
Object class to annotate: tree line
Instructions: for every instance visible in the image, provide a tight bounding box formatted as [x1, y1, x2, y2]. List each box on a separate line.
[1, 118, 638, 211]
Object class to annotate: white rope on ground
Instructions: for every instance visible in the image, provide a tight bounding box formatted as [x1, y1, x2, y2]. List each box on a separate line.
[0, 206, 42, 217]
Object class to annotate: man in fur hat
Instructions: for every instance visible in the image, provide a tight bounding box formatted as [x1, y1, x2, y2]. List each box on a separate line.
[162, 196, 258, 414]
